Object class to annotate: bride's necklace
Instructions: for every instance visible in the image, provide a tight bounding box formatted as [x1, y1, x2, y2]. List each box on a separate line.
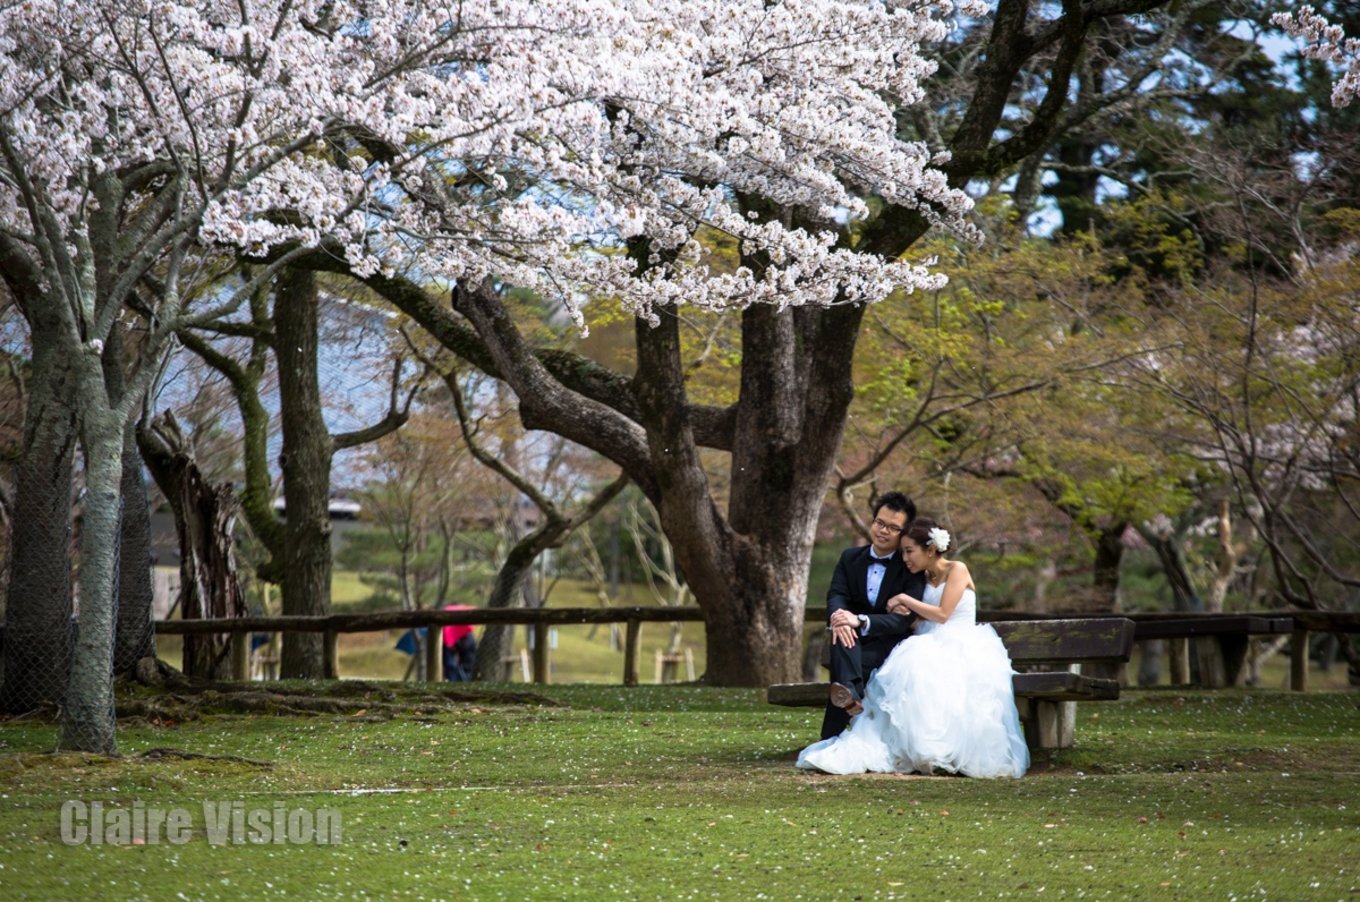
[925, 567, 946, 587]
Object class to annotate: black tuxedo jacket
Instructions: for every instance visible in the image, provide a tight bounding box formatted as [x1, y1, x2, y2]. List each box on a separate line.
[826, 545, 925, 644]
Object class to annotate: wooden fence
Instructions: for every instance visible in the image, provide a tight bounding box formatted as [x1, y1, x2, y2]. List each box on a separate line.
[154, 606, 707, 686]
[146, 607, 1360, 690]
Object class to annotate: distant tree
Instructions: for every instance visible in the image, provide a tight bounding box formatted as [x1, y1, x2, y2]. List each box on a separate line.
[433, 367, 628, 681]
[179, 273, 419, 678]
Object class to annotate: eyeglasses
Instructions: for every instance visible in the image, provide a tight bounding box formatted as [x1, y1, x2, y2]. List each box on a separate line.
[871, 517, 904, 535]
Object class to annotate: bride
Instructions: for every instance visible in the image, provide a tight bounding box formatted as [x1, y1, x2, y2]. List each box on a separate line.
[796, 520, 1029, 778]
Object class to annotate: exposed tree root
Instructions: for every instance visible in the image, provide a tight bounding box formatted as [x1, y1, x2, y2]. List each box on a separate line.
[136, 747, 274, 768]
[113, 657, 560, 723]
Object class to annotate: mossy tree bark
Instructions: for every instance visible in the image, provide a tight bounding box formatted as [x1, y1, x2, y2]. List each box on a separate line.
[105, 325, 156, 675]
[61, 397, 123, 753]
[114, 421, 157, 673]
[276, 267, 414, 678]
[275, 268, 334, 679]
[181, 268, 413, 680]
[0, 323, 76, 713]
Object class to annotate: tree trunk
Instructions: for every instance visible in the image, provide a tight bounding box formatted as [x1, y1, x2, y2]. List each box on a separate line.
[1138, 638, 1164, 686]
[138, 413, 245, 680]
[695, 566, 807, 685]
[637, 302, 857, 685]
[105, 321, 155, 674]
[1145, 533, 1204, 613]
[473, 526, 559, 681]
[1086, 522, 1127, 681]
[1141, 522, 1214, 686]
[1090, 523, 1126, 614]
[473, 566, 531, 682]
[0, 340, 76, 713]
[114, 425, 156, 672]
[275, 268, 334, 679]
[61, 408, 122, 754]
[1207, 498, 1239, 613]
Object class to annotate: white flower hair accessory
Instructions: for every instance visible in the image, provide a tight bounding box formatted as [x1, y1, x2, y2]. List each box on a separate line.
[927, 526, 951, 553]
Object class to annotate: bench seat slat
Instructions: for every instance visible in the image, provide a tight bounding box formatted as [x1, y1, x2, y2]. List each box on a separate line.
[769, 617, 1135, 750]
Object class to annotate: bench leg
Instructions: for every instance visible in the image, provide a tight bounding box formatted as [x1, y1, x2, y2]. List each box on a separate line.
[1016, 662, 1081, 751]
[1032, 699, 1076, 749]
[1018, 698, 1076, 750]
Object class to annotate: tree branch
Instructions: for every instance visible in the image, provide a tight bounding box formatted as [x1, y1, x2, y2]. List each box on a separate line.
[295, 245, 737, 449]
[332, 356, 424, 451]
[453, 278, 658, 496]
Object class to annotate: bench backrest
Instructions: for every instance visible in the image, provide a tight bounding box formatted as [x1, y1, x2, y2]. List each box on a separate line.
[991, 617, 1135, 664]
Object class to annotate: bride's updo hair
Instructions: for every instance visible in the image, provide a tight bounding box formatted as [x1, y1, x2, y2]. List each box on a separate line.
[904, 518, 951, 554]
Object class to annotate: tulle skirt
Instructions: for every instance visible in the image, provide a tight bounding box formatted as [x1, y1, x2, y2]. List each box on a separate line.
[797, 621, 1029, 778]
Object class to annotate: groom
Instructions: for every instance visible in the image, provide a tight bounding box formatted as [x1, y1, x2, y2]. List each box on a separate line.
[821, 491, 925, 739]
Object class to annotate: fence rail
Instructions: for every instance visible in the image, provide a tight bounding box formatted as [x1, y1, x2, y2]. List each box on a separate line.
[154, 606, 708, 686]
[4, 608, 1355, 689]
[144, 607, 1360, 690]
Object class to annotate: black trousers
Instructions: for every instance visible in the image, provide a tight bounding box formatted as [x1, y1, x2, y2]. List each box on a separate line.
[820, 634, 898, 739]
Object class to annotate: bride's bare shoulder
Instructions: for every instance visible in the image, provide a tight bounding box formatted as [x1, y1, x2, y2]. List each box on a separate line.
[945, 560, 975, 588]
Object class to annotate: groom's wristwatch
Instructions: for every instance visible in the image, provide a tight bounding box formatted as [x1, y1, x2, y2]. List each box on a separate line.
[857, 614, 869, 632]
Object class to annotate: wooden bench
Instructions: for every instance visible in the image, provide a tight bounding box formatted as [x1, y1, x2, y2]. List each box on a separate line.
[768, 617, 1136, 750]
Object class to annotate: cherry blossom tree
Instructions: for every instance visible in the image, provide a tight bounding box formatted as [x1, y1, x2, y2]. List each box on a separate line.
[335, 0, 1198, 685]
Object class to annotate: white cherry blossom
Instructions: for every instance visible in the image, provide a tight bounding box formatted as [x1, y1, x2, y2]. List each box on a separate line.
[1, 0, 980, 329]
[1274, 6, 1360, 107]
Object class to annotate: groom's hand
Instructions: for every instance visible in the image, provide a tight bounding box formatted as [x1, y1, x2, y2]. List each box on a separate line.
[829, 623, 857, 648]
[829, 609, 860, 648]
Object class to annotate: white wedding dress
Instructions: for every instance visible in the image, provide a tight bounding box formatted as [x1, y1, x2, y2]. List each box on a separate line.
[796, 582, 1030, 778]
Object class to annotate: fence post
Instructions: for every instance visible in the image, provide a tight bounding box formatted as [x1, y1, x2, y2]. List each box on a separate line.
[424, 625, 441, 684]
[229, 632, 249, 680]
[624, 619, 641, 686]
[324, 631, 339, 679]
[1168, 638, 1190, 685]
[532, 622, 549, 684]
[1290, 628, 1308, 691]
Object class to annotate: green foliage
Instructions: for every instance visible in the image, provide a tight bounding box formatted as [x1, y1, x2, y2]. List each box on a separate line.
[1098, 191, 1205, 290]
[843, 205, 1202, 594]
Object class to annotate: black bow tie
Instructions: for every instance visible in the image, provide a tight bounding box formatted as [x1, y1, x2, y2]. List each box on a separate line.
[869, 555, 893, 566]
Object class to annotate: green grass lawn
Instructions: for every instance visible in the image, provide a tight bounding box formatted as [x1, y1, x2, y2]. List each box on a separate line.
[0, 687, 1355, 899]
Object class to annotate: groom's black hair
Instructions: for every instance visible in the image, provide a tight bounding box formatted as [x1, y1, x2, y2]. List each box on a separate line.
[871, 491, 916, 522]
